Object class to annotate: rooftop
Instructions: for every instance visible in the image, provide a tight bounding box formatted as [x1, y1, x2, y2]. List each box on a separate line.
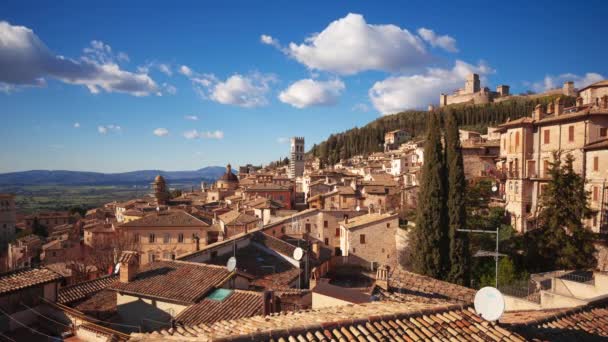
[0, 268, 62, 295]
[175, 289, 264, 326]
[218, 210, 260, 226]
[58, 275, 118, 304]
[119, 210, 210, 229]
[341, 212, 397, 230]
[129, 301, 524, 341]
[109, 260, 232, 305]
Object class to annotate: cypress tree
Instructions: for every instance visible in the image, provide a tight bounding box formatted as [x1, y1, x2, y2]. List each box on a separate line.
[409, 111, 449, 279]
[444, 110, 471, 286]
[524, 153, 596, 271]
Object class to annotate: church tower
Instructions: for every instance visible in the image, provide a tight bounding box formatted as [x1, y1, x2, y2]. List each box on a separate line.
[152, 175, 170, 205]
[289, 137, 305, 179]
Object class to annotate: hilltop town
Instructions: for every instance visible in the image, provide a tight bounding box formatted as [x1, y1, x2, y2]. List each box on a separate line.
[0, 76, 607, 341]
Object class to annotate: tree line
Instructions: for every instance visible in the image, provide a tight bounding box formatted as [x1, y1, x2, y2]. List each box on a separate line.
[310, 95, 575, 166]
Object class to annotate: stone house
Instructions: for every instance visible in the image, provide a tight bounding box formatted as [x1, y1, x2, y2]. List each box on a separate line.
[338, 212, 398, 268]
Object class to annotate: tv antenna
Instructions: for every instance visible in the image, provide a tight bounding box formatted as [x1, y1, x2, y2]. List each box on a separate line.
[474, 287, 505, 321]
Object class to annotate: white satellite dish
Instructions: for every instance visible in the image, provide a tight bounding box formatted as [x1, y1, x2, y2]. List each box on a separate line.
[293, 247, 304, 261]
[491, 185, 498, 193]
[226, 257, 237, 272]
[474, 287, 505, 321]
[356, 206, 361, 212]
[113, 263, 121, 275]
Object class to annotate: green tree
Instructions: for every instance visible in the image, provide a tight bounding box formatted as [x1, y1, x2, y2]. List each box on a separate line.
[523, 153, 596, 271]
[409, 112, 449, 279]
[444, 110, 471, 286]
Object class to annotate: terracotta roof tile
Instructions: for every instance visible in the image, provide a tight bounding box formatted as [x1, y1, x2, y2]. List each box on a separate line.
[58, 274, 118, 304]
[109, 260, 231, 305]
[120, 210, 210, 228]
[176, 289, 264, 325]
[0, 268, 62, 295]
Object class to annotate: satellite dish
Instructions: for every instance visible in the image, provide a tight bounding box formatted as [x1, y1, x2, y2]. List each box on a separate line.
[293, 247, 304, 261]
[356, 206, 361, 212]
[113, 263, 121, 275]
[491, 185, 498, 193]
[226, 257, 237, 272]
[474, 287, 505, 321]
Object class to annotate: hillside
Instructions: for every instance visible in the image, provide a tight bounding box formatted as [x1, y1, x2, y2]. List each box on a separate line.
[309, 95, 576, 165]
[0, 166, 226, 186]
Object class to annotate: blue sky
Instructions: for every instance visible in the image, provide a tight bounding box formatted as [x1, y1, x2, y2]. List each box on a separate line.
[1, 0, 606, 173]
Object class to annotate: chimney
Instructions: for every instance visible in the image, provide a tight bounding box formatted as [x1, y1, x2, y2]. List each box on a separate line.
[376, 265, 390, 291]
[576, 97, 583, 107]
[555, 97, 564, 116]
[427, 104, 435, 112]
[311, 241, 321, 259]
[119, 251, 139, 283]
[547, 102, 554, 114]
[343, 215, 349, 224]
[533, 104, 545, 121]
[563, 81, 575, 96]
[263, 290, 275, 315]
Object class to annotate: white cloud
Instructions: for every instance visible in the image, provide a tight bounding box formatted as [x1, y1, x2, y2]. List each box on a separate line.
[279, 78, 345, 108]
[0, 21, 158, 96]
[184, 115, 199, 121]
[162, 83, 177, 95]
[158, 64, 172, 76]
[260, 34, 282, 50]
[153, 128, 169, 137]
[73, 122, 80, 128]
[369, 60, 493, 114]
[98, 124, 121, 135]
[417, 28, 458, 53]
[183, 129, 224, 140]
[179, 65, 193, 77]
[278, 13, 429, 75]
[277, 137, 289, 144]
[352, 103, 370, 112]
[182, 68, 276, 107]
[529, 72, 604, 93]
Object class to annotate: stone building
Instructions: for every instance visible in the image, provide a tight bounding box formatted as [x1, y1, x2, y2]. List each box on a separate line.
[496, 91, 608, 233]
[216, 164, 239, 190]
[440, 73, 510, 107]
[338, 212, 398, 268]
[118, 210, 217, 265]
[289, 137, 305, 179]
[0, 194, 16, 247]
[152, 175, 170, 205]
[383, 129, 411, 152]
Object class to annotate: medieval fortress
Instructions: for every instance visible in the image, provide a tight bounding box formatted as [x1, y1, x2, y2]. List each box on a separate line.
[440, 73, 578, 107]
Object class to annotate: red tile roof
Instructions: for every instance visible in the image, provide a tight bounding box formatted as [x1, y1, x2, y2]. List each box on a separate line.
[109, 260, 232, 305]
[130, 302, 526, 342]
[119, 210, 210, 229]
[175, 289, 264, 325]
[58, 275, 118, 304]
[0, 268, 62, 295]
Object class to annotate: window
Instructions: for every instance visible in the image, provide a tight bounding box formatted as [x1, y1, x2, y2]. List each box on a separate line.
[568, 126, 574, 142]
[149, 233, 155, 243]
[543, 129, 550, 144]
[148, 253, 155, 263]
[134, 233, 139, 243]
[163, 233, 170, 244]
[335, 228, 340, 237]
[324, 238, 329, 245]
[386, 222, 391, 228]
[600, 127, 607, 137]
[178, 233, 184, 243]
[360, 234, 366, 244]
[323, 220, 328, 228]
[594, 156, 599, 172]
[305, 223, 311, 233]
[281, 226, 286, 233]
[543, 160, 550, 177]
[593, 186, 599, 201]
[515, 132, 520, 148]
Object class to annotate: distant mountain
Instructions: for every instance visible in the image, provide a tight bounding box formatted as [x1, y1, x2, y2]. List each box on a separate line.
[0, 166, 227, 186]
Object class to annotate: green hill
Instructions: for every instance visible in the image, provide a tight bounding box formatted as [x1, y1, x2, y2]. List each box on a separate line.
[309, 95, 575, 165]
